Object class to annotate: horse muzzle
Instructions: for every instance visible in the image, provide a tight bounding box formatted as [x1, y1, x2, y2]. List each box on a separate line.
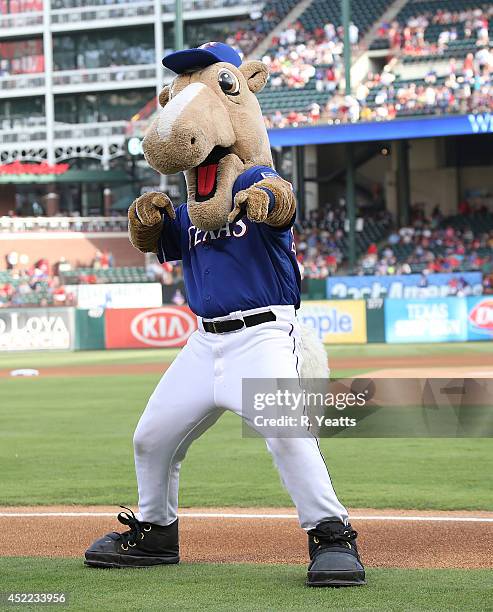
[142, 82, 236, 176]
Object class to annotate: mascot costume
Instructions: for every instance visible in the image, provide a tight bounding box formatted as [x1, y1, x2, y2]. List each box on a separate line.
[85, 42, 365, 587]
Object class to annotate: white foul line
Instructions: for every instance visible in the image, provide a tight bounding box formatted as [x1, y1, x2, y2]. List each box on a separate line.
[0, 511, 492, 523]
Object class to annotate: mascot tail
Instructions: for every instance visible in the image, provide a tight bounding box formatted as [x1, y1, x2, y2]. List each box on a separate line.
[299, 324, 330, 379]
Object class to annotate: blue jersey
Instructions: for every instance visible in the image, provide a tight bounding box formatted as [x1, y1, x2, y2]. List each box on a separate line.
[156, 165, 301, 318]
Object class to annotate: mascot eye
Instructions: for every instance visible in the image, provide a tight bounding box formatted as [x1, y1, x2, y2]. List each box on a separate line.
[218, 70, 240, 95]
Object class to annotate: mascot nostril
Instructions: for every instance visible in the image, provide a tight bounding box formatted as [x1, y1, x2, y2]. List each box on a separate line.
[89, 41, 365, 588]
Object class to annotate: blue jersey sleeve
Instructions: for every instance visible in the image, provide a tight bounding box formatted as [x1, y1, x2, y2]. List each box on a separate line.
[232, 166, 296, 227]
[232, 166, 281, 198]
[156, 204, 184, 263]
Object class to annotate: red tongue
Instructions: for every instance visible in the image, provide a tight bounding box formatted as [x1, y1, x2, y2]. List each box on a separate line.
[197, 164, 218, 197]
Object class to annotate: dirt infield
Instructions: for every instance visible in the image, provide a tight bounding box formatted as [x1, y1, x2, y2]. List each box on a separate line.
[2, 507, 492, 569]
[2, 351, 493, 379]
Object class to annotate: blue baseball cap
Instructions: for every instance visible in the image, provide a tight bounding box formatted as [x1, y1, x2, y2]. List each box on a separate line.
[162, 42, 242, 74]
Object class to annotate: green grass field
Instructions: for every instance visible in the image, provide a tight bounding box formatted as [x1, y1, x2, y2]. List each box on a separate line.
[1, 559, 492, 612]
[1, 352, 492, 509]
[1, 344, 492, 611]
[0, 341, 492, 370]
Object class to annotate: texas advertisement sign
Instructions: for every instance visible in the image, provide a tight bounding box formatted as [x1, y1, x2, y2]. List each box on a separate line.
[467, 297, 493, 341]
[105, 306, 198, 349]
[385, 298, 468, 343]
[298, 300, 367, 344]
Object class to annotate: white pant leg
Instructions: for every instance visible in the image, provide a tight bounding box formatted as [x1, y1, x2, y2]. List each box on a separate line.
[214, 307, 348, 530]
[133, 331, 222, 526]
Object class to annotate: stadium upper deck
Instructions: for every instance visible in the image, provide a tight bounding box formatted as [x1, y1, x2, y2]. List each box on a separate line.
[2, 0, 491, 164]
[0, 0, 274, 168]
[1, 0, 492, 221]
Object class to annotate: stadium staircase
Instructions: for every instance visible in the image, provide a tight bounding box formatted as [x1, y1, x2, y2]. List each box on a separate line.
[248, 0, 315, 59]
[256, 0, 398, 116]
[339, 217, 392, 260]
[295, 0, 394, 36]
[359, 0, 410, 51]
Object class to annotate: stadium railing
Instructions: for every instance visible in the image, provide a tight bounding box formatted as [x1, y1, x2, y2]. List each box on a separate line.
[0, 216, 128, 233]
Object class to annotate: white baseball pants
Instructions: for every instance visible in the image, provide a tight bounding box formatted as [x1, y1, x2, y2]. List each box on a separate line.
[133, 305, 348, 530]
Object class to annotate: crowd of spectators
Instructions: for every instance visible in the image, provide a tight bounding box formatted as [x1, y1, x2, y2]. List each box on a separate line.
[375, 5, 492, 56]
[295, 219, 345, 280]
[294, 202, 392, 279]
[225, 5, 291, 57]
[0, 245, 189, 307]
[264, 44, 493, 128]
[0, 257, 74, 308]
[358, 203, 493, 278]
[1, 201, 492, 302]
[0, 246, 122, 306]
[261, 5, 492, 128]
[1, 238, 189, 308]
[261, 19, 360, 129]
[350, 51, 493, 122]
[260, 20, 357, 91]
[264, 60, 493, 128]
[5, 4, 490, 128]
[289, 197, 493, 282]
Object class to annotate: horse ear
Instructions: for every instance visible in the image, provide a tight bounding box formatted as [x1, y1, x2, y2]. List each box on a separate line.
[158, 85, 171, 107]
[239, 61, 269, 93]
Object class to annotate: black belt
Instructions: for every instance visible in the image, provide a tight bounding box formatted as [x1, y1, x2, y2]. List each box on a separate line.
[202, 310, 276, 334]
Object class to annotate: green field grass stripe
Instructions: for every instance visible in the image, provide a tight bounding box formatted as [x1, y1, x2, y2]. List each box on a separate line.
[1, 376, 492, 509]
[0, 559, 491, 611]
[1, 343, 492, 509]
[0, 341, 492, 370]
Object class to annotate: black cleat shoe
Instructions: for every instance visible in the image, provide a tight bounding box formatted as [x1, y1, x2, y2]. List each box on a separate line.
[306, 519, 366, 587]
[84, 506, 179, 568]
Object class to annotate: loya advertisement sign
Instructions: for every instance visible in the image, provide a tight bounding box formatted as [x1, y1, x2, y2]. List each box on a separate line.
[0, 308, 74, 351]
[385, 298, 468, 343]
[467, 297, 493, 340]
[105, 306, 197, 349]
[298, 300, 367, 344]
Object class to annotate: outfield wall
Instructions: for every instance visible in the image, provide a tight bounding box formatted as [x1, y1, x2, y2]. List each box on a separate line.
[299, 297, 492, 344]
[0, 297, 491, 351]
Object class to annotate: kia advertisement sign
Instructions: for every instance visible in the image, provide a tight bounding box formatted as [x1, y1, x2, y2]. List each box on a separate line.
[467, 297, 493, 340]
[105, 307, 197, 349]
[0, 308, 74, 351]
